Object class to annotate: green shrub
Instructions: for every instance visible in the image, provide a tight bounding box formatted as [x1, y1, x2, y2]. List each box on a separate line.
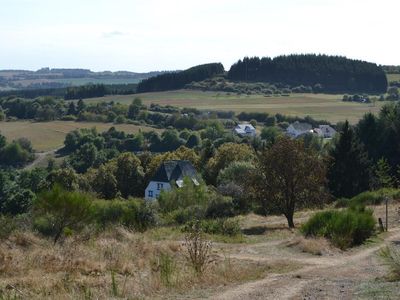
[205, 197, 235, 219]
[301, 207, 376, 250]
[167, 205, 205, 225]
[184, 218, 241, 237]
[91, 198, 156, 231]
[334, 198, 350, 208]
[33, 185, 93, 243]
[0, 215, 16, 240]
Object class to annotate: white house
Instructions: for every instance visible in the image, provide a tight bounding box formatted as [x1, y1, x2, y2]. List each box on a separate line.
[145, 160, 199, 201]
[233, 123, 256, 137]
[287, 121, 312, 138]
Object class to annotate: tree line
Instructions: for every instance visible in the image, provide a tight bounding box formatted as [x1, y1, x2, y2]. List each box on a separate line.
[227, 55, 388, 93]
[136, 63, 225, 93]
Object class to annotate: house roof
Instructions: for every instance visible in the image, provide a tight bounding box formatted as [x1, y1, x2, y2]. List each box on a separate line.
[152, 160, 198, 183]
[290, 121, 312, 132]
[319, 125, 336, 134]
[234, 123, 256, 134]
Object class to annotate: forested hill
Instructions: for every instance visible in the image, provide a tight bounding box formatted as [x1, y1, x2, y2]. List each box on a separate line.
[136, 63, 225, 93]
[227, 55, 388, 93]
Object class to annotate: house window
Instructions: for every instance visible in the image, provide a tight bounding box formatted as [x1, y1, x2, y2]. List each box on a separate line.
[157, 183, 164, 190]
[148, 190, 153, 198]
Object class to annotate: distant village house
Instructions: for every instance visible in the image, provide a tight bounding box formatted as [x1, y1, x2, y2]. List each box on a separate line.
[145, 160, 199, 201]
[233, 123, 256, 137]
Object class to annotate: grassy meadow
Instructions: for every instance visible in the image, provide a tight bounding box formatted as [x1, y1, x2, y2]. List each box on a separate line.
[81, 90, 386, 124]
[387, 73, 400, 82]
[0, 121, 159, 152]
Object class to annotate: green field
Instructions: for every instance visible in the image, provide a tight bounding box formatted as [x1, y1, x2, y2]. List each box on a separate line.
[387, 73, 400, 82]
[82, 90, 386, 124]
[0, 121, 159, 152]
[53, 78, 141, 85]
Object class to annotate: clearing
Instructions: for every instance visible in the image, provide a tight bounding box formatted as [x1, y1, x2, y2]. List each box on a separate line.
[0, 121, 159, 152]
[81, 90, 386, 124]
[1, 204, 399, 299]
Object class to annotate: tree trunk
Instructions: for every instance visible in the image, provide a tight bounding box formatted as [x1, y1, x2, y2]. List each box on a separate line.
[286, 213, 295, 229]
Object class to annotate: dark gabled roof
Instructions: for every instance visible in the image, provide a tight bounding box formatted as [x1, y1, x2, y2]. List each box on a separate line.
[151, 160, 198, 183]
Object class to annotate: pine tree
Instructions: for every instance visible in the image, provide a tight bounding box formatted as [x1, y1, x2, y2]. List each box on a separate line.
[374, 157, 394, 189]
[328, 121, 372, 198]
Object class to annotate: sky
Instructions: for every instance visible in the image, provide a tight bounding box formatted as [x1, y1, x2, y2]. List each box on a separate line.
[0, 0, 398, 72]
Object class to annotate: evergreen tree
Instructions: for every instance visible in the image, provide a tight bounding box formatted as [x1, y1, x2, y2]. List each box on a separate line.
[327, 121, 372, 198]
[374, 158, 394, 189]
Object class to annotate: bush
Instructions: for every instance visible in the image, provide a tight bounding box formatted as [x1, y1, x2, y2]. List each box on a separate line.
[166, 205, 205, 225]
[380, 244, 400, 280]
[91, 198, 156, 231]
[334, 198, 350, 208]
[205, 197, 235, 219]
[184, 218, 241, 237]
[345, 188, 400, 208]
[33, 185, 93, 243]
[301, 207, 376, 250]
[0, 215, 17, 240]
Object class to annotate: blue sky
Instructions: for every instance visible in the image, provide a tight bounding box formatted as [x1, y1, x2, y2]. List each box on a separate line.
[0, 0, 398, 72]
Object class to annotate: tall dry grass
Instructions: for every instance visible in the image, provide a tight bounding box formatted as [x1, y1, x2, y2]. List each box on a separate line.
[0, 227, 275, 299]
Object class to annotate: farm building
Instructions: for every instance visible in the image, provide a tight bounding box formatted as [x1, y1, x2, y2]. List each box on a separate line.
[145, 160, 199, 200]
[233, 123, 256, 137]
[313, 125, 337, 138]
[287, 121, 312, 138]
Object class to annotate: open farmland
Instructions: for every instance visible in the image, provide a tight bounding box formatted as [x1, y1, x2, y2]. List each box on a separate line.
[0, 121, 159, 152]
[81, 90, 387, 124]
[387, 73, 400, 82]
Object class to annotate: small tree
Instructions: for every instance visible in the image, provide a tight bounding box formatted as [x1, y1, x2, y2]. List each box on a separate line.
[34, 185, 93, 243]
[375, 157, 394, 189]
[257, 137, 326, 228]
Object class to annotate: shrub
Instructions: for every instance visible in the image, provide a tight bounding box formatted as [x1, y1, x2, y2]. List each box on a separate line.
[184, 218, 241, 237]
[91, 198, 156, 231]
[0, 215, 16, 240]
[346, 188, 400, 208]
[301, 207, 376, 250]
[334, 198, 350, 208]
[380, 244, 400, 280]
[167, 205, 205, 225]
[183, 221, 213, 274]
[205, 197, 235, 219]
[33, 185, 93, 243]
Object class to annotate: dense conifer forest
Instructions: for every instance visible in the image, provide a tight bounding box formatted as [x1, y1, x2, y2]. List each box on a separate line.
[227, 54, 388, 93]
[136, 63, 225, 93]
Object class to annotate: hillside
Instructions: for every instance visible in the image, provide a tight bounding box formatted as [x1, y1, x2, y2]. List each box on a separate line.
[0, 68, 166, 91]
[136, 63, 225, 93]
[228, 55, 388, 94]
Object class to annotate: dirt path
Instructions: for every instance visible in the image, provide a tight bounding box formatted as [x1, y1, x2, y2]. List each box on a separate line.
[24, 148, 60, 170]
[211, 229, 400, 300]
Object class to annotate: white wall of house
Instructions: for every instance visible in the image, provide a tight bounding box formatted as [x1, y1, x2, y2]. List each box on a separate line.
[145, 181, 172, 201]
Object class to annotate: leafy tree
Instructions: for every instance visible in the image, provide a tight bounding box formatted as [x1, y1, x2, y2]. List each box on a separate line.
[260, 126, 281, 145]
[47, 167, 81, 190]
[113, 153, 145, 198]
[34, 185, 93, 243]
[185, 133, 201, 148]
[86, 165, 119, 199]
[328, 121, 372, 198]
[127, 98, 143, 119]
[257, 137, 326, 228]
[205, 143, 255, 185]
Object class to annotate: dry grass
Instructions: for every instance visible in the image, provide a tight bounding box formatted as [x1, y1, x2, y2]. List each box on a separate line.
[0, 227, 284, 299]
[0, 121, 160, 152]
[82, 90, 387, 123]
[286, 236, 337, 256]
